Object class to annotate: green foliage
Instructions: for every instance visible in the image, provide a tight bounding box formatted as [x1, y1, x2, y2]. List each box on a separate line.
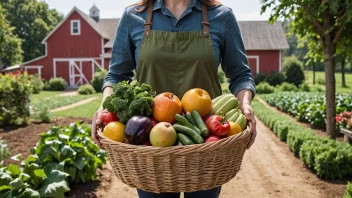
[38, 106, 51, 123]
[345, 182, 352, 198]
[0, 72, 31, 127]
[252, 100, 352, 179]
[267, 71, 285, 86]
[103, 81, 156, 123]
[218, 69, 226, 84]
[47, 78, 66, 91]
[263, 92, 352, 129]
[0, 140, 11, 161]
[254, 72, 267, 85]
[256, 82, 275, 94]
[283, 56, 305, 86]
[299, 83, 311, 92]
[29, 74, 44, 94]
[0, 0, 63, 62]
[316, 77, 325, 85]
[0, 122, 107, 198]
[0, 4, 22, 66]
[91, 69, 107, 92]
[78, 84, 96, 95]
[276, 82, 298, 92]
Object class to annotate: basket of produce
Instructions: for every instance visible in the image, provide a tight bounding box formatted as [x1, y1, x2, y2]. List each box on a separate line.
[97, 81, 252, 193]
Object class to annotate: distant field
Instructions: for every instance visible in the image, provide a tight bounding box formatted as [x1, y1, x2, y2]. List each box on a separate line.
[304, 71, 352, 94]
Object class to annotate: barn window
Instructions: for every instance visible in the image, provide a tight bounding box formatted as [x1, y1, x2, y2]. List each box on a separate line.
[71, 20, 81, 35]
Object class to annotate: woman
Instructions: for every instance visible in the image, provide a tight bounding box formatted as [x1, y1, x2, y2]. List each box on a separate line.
[91, 0, 257, 197]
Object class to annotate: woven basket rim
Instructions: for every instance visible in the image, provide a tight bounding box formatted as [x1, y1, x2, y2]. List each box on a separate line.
[97, 122, 252, 156]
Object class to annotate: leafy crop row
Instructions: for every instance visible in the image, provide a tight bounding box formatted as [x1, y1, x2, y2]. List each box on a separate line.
[263, 92, 352, 128]
[0, 121, 106, 198]
[252, 100, 352, 180]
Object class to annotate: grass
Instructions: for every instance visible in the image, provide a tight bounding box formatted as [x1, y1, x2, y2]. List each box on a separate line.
[53, 96, 103, 118]
[32, 93, 101, 111]
[305, 71, 352, 94]
[31, 91, 64, 100]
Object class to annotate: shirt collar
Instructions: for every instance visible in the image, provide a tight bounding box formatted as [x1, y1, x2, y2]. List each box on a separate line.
[153, 0, 202, 11]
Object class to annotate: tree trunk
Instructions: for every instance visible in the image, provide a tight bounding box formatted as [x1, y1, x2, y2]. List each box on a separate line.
[324, 46, 337, 139]
[313, 62, 316, 85]
[341, 58, 346, 87]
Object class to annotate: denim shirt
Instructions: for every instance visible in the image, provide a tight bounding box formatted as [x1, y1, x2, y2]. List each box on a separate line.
[103, 0, 256, 96]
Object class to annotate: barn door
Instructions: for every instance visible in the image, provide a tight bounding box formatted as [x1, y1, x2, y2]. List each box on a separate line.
[247, 56, 259, 76]
[69, 61, 89, 87]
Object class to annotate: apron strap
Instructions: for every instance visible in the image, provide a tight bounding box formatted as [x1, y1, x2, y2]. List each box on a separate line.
[144, 0, 154, 38]
[144, 0, 210, 38]
[201, 4, 210, 38]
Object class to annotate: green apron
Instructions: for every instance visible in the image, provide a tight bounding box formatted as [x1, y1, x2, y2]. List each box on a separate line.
[137, 0, 222, 99]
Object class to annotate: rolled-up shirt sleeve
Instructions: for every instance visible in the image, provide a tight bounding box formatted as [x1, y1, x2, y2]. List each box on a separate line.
[102, 8, 135, 92]
[220, 9, 256, 96]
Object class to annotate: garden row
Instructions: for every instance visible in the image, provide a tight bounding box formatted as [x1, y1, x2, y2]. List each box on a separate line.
[0, 121, 106, 197]
[262, 92, 352, 129]
[252, 100, 352, 179]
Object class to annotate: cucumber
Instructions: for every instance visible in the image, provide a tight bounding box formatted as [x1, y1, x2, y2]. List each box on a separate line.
[175, 114, 200, 134]
[185, 112, 196, 125]
[191, 110, 209, 137]
[177, 133, 194, 145]
[227, 112, 240, 122]
[173, 124, 204, 144]
[210, 94, 233, 114]
[224, 108, 238, 120]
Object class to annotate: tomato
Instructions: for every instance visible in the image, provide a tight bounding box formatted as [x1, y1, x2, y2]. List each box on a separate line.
[205, 135, 221, 143]
[101, 111, 118, 125]
[150, 118, 158, 127]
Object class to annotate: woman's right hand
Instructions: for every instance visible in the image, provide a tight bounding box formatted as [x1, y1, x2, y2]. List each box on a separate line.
[91, 107, 103, 148]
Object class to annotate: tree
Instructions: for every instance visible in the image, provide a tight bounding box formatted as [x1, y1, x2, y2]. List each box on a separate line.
[0, 4, 22, 67]
[0, 0, 63, 62]
[261, 0, 352, 139]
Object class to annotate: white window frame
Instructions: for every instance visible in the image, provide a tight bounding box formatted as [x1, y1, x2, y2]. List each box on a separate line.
[71, 20, 81, 35]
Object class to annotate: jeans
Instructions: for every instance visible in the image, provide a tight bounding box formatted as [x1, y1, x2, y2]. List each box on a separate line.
[137, 187, 222, 198]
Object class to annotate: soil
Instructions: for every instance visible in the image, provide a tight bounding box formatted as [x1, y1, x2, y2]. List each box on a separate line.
[0, 117, 348, 198]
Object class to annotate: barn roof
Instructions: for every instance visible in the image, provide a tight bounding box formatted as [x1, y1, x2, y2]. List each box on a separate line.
[41, 7, 288, 51]
[238, 21, 289, 50]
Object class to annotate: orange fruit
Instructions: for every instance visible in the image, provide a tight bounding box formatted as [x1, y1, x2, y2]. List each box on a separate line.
[153, 92, 182, 123]
[103, 121, 125, 142]
[181, 88, 212, 117]
[228, 121, 243, 136]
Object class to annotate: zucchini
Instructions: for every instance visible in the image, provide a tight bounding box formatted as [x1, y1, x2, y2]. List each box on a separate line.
[211, 94, 226, 106]
[191, 110, 209, 137]
[185, 112, 196, 125]
[173, 124, 204, 144]
[175, 114, 201, 134]
[225, 108, 238, 120]
[210, 94, 233, 114]
[214, 97, 239, 116]
[227, 112, 240, 122]
[177, 133, 194, 145]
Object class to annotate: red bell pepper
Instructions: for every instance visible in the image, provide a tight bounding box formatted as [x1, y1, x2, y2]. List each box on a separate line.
[205, 135, 221, 143]
[205, 115, 230, 137]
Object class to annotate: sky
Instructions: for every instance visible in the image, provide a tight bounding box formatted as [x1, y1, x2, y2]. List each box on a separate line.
[41, 0, 272, 21]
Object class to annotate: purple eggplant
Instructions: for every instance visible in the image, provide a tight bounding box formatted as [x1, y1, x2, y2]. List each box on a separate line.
[125, 116, 153, 145]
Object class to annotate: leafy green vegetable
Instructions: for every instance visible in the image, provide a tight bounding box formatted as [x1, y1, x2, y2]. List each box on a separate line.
[103, 81, 156, 123]
[39, 170, 70, 198]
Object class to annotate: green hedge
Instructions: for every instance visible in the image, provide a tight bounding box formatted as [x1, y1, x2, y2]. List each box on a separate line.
[252, 100, 352, 179]
[0, 73, 31, 126]
[78, 84, 96, 95]
[345, 182, 352, 198]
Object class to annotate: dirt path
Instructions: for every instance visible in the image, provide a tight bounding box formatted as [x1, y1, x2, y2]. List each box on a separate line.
[57, 91, 78, 97]
[95, 120, 347, 198]
[50, 97, 98, 112]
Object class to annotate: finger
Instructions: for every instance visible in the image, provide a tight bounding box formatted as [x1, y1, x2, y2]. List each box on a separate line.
[243, 108, 253, 121]
[247, 122, 257, 149]
[91, 112, 103, 149]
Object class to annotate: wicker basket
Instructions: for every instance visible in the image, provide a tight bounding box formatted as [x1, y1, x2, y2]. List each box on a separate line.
[98, 122, 252, 193]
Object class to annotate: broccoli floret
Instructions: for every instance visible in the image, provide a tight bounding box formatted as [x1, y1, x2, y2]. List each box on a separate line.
[112, 98, 129, 112]
[124, 86, 135, 102]
[128, 98, 153, 118]
[116, 110, 130, 124]
[102, 95, 115, 112]
[140, 83, 153, 93]
[113, 81, 130, 97]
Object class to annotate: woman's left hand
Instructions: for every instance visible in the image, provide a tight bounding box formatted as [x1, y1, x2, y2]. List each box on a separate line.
[241, 103, 257, 149]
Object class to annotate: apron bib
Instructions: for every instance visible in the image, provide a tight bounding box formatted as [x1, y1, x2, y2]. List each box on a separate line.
[137, 0, 222, 99]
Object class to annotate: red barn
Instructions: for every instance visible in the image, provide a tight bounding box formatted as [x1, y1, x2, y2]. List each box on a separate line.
[20, 6, 288, 87]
